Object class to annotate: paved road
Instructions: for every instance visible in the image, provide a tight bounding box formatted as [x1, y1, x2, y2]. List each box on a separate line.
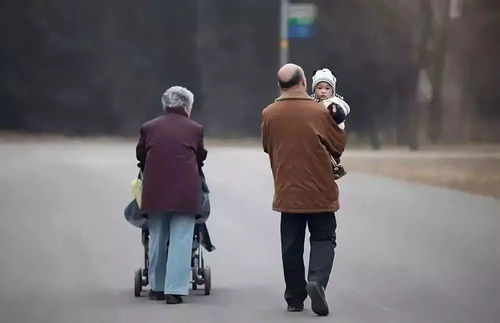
[0, 139, 499, 323]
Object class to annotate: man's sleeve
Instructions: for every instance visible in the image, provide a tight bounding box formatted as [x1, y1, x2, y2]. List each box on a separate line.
[196, 127, 208, 169]
[318, 111, 346, 160]
[136, 126, 147, 171]
[261, 110, 269, 154]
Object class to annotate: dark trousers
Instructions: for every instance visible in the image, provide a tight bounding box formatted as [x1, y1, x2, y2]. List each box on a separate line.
[280, 212, 337, 305]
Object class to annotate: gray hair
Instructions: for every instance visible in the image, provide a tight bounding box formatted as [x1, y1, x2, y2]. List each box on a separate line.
[161, 86, 194, 111]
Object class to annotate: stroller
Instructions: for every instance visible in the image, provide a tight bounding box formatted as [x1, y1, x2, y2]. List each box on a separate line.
[134, 222, 215, 297]
[127, 172, 214, 296]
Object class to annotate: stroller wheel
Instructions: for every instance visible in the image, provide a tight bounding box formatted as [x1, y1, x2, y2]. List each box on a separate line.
[134, 269, 142, 297]
[203, 266, 211, 295]
[142, 269, 149, 286]
[192, 269, 198, 290]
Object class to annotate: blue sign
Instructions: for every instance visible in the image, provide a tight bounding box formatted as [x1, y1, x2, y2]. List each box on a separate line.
[288, 25, 315, 38]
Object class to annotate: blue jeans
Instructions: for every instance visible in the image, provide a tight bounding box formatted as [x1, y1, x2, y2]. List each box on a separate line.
[148, 212, 195, 295]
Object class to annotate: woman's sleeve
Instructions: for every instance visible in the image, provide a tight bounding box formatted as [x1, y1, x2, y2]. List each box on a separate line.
[196, 127, 208, 169]
[136, 126, 147, 171]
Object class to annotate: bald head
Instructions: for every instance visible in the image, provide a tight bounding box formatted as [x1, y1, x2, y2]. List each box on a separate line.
[277, 63, 306, 90]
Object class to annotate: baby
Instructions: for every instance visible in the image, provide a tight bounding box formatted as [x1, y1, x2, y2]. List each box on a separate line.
[311, 68, 350, 179]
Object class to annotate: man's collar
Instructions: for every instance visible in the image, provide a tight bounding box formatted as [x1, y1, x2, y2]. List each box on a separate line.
[275, 89, 313, 102]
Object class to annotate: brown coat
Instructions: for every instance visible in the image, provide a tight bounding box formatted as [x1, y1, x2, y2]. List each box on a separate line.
[261, 89, 346, 213]
[136, 108, 207, 214]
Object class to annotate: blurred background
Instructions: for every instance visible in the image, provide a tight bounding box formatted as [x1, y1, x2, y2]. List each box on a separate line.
[1, 0, 499, 148]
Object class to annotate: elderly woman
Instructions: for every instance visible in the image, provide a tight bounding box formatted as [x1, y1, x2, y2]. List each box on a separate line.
[136, 86, 207, 304]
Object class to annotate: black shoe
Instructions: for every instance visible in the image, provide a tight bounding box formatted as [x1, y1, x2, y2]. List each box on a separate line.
[148, 290, 165, 301]
[287, 303, 304, 312]
[306, 281, 329, 316]
[165, 294, 183, 304]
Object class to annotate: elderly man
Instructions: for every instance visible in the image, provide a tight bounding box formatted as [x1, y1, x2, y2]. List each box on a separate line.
[136, 86, 207, 304]
[261, 64, 346, 316]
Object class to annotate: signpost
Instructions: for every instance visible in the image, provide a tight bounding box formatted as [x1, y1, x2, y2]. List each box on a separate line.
[279, 1, 317, 67]
[280, 0, 289, 68]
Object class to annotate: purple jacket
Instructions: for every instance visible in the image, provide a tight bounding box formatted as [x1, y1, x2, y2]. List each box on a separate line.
[136, 108, 207, 214]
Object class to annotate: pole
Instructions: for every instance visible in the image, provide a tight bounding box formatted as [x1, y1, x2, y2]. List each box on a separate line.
[280, 0, 289, 67]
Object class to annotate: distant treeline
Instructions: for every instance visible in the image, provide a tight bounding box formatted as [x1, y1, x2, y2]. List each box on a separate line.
[1, 0, 499, 145]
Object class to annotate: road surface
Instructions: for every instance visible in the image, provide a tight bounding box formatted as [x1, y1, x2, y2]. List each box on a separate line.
[0, 139, 499, 323]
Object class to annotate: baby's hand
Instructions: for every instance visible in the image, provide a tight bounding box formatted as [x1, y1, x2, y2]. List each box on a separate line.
[326, 102, 337, 114]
